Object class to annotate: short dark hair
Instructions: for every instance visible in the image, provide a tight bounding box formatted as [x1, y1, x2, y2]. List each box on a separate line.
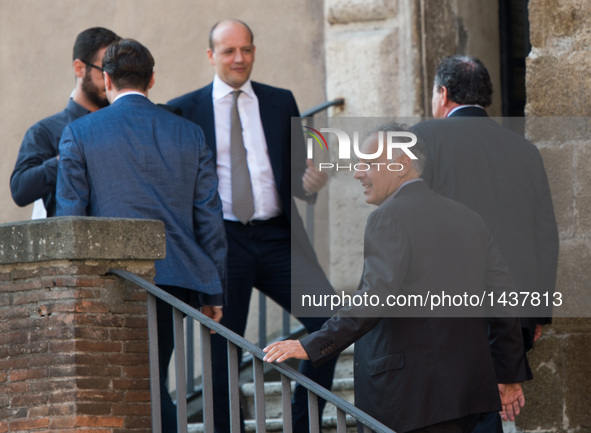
[433, 55, 493, 107]
[102, 39, 154, 91]
[208, 19, 254, 51]
[371, 122, 426, 175]
[72, 27, 121, 63]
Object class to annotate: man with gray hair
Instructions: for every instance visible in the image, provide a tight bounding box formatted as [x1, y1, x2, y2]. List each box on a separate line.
[264, 123, 530, 433]
[411, 55, 559, 432]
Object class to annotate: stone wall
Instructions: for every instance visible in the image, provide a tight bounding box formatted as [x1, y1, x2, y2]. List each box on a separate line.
[521, 0, 591, 432]
[0, 0, 325, 224]
[0, 217, 165, 432]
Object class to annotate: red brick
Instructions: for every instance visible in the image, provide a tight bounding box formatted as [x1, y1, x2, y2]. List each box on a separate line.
[122, 415, 152, 429]
[123, 390, 151, 402]
[10, 393, 50, 408]
[49, 391, 77, 404]
[76, 390, 123, 402]
[0, 357, 29, 370]
[112, 402, 150, 416]
[77, 365, 120, 377]
[9, 418, 50, 430]
[0, 330, 29, 346]
[75, 416, 124, 427]
[9, 368, 47, 382]
[48, 403, 76, 416]
[75, 300, 110, 313]
[76, 378, 111, 390]
[123, 341, 149, 353]
[123, 366, 149, 379]
[30, 379, 76, 393]
[1, 305, 29, 321]
[76, 314, 122, 327]
[0, 421, 7, 433]
[74, 327, 109, 340]
[49, 340, 76, 353]
[109, 353, 149, 365]
[3, 381, 29, 394]
[75, 341, 122, 352]
[76, 402, 113, 416]
[110, 328, 148, 341]
[123, 317, 148, 328]
[112, 379, 150, 390]
[49, 417, 78, 429]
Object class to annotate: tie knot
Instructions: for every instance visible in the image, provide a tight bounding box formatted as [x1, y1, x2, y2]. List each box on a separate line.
[232, 90, 242, 103]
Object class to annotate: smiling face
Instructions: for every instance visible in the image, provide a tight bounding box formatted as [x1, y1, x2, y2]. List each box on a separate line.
[353, 133, 406, 206]
[207, 21, 255, 89]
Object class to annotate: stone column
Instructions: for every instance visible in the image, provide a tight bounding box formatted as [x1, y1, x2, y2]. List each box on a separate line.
[521, 1, 591, 431]
[0, 217, 165, 433]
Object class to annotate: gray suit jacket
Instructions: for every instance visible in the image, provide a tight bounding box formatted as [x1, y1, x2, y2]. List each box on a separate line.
[301, 181, 530, 432]
[56, 94, 227, 305]
[411, 107, 559, 349]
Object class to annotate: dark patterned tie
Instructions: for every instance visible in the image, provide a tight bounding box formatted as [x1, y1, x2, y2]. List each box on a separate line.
[230, 90, 255, 224]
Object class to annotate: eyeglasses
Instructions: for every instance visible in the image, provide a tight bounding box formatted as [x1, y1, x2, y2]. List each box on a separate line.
[81, 59, 104, 73]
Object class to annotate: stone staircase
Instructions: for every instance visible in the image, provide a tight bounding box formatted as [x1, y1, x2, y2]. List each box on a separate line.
[188, 345, 356, 432]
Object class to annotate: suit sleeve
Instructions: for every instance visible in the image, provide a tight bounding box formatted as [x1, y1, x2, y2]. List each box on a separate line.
[288, 92, 315, 203]
[532, 149, 559, 325]
[10, 123, 59, 208]
[484, 229, 532, 383]
[301, 208, 410, 366]
[55, 125, 90, 216]
[192, 127, 228, 305]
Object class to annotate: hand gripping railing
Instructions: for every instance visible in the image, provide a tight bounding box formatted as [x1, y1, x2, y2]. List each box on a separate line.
[110, 268, 394, 433]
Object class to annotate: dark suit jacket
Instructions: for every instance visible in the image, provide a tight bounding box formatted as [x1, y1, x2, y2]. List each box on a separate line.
[411, 107, 559, 349]
[56, 95, 227, 305]
[301, 181, 530, 432]
[168, 82, 321, 268]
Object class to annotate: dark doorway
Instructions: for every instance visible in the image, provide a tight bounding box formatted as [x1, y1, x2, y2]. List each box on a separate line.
[499, 0, 530, 117]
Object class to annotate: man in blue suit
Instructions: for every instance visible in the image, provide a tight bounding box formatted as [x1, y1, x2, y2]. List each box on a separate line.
[56, 39, 227, 432]
[169, 20, 337, 432]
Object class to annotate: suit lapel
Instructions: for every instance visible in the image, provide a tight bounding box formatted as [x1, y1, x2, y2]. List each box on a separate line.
[252, 82, 283, 186]
[197, 83, 217, 161]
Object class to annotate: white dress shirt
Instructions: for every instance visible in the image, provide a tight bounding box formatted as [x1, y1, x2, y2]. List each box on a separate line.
[212, 75, 281, 221]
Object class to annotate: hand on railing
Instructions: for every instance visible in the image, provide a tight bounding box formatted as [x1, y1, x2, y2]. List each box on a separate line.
[201, 305, 223, 334]
[262, 339, 310, 363]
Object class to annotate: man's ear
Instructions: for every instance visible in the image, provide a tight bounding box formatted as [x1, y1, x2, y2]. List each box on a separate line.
[207, 48, 215, 66]
[147, 72, 155, 90]
[73, 59, 85, 79]
[104, 71, 113, 91]
[439, 86, 449, 105]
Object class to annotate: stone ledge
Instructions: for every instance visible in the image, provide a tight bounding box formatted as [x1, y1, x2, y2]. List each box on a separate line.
[0, 217, 166, 265]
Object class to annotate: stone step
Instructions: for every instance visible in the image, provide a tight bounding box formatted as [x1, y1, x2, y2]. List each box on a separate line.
[188, 414, 358, 433]
[241, 377, 355, 420]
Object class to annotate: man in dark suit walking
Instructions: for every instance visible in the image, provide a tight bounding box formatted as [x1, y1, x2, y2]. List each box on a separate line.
[168, 19, 337, 432]
[11, 27, 120, 218]
[56, 39, 227, 432]
[264, 124, 531, 433]
[411, 55, 559, 432]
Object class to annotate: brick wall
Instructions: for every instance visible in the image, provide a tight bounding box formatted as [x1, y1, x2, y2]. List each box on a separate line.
[0, 217, 165, 433]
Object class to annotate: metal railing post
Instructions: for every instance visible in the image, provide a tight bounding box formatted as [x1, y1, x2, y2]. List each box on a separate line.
[200, 323, 214, 433]
[147, 293, 162, 433]
[173, 308, 188, 433]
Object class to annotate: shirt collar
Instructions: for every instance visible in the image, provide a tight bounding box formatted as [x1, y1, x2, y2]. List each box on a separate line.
[66, 97, 92, 117]
[383, 178, 423, 204]
[212, 74, 255, 100]
[447, 105, 484, 117]
[113, 91, 147, 103]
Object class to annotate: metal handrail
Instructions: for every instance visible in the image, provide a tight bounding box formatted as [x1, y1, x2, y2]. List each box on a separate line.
[110, 269, 395, 433]
[301, 98, 345, 118]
